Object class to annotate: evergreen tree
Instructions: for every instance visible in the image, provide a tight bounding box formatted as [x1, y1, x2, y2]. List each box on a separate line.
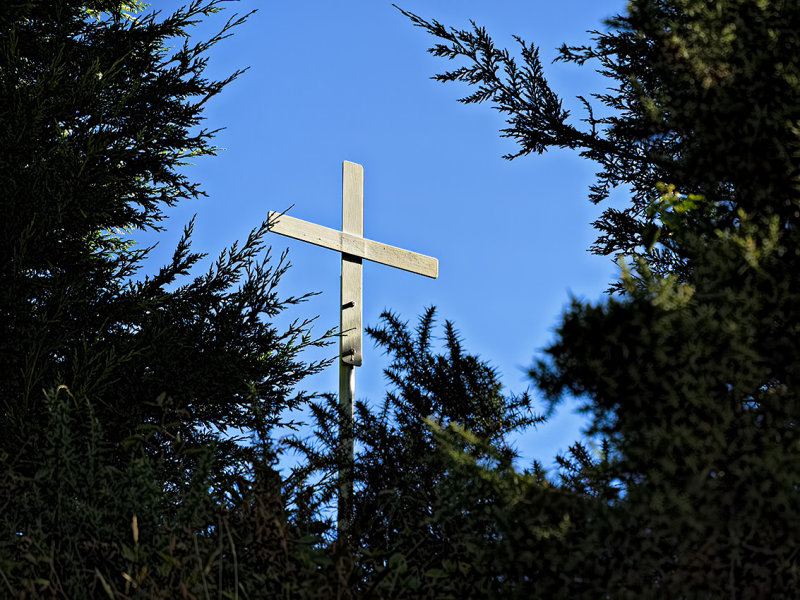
[0, 0, 332, 470]
[354, 309, 533, 554]
[0, 2, 339, 595]
[399, 0, 800, 289]
[399, 0, 800, 595]
[291, 308, 536, 595]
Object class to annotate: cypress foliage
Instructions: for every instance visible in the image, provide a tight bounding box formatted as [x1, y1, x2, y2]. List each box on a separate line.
[290, 308, 537, 596]
[400, 0, 800, 596]
[0, 2, 338, 596]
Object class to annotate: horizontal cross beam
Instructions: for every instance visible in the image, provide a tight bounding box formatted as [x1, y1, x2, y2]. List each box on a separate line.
[267, 211, 438, 279]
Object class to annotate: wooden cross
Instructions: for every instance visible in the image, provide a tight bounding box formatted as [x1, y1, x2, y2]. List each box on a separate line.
[267, 160, 438, 542]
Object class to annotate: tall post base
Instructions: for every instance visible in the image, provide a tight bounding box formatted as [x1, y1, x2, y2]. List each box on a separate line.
[337, 359, 355, 544]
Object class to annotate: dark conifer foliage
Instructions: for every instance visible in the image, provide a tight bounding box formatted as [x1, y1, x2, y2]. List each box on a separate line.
[399, 0, 800, 595]
[0, 0, 331, 472]
[354, 308, 535, 549]
[0, 2, 337, 596]
[398, 1, 800, 289]
[289, 309, 537, 586]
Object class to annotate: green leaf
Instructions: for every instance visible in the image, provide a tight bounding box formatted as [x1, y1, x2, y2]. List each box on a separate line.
[643, 223, 662, 251]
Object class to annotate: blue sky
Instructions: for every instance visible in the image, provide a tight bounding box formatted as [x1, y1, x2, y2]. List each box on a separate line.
[151, 0, 626, 469]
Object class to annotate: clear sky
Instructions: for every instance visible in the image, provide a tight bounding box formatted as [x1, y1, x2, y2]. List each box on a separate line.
[149, 0, 626, 470]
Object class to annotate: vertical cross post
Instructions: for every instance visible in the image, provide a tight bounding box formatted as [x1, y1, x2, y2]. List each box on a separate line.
[338, 161, 362, 541]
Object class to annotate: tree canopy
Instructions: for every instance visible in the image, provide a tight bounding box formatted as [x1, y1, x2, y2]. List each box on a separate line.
[0, 2, 337, 596]
[393, 0, 800, 595]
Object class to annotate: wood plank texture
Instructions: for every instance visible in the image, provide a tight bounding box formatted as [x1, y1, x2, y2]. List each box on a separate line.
[340, 161, 363, 367]
[267, 212, 438, 279]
